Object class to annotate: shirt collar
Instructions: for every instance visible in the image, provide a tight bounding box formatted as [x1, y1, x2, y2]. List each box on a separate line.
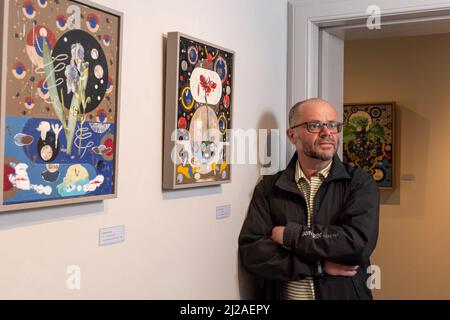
[295, 159, 333, 183]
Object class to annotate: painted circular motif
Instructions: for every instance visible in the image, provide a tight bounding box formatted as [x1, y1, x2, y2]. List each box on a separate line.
[218, 114, 228, 136]
[22, 1, 36, 19]
[38, 0, 48, 8]
[175, 144, 189, 165]
[177, 129, 190, 141]
[181, 87, 195, 110]
[181, 60, 188, 71]
[3, 157, 20, 201]
[37, 129, 60, 163]
[102, 34, 111, 47]
[86, 13, 100, 33]
[52, 30, 108, 113]
[56, 15, 68, 31]
[91, 49, 99, 60]
[40, 145, 54, 162]
[205, 46, 219, 60]
[214, 56, 227, 83]
[100, 134, 115, 161]
[26, 26, 56, 69]
[373, 168, 385, 182]
[178, 117, 187, 130]
[189, 106, 220, 175]
[12, 61, 27, 79]
[24, 97, 35, 110]
[370, 107, 382, 119]
[223, 95, 230, 109]
[106, 77, 114, 94]
[187, 46, 198, 65]
[37, 79, 50, 100]
[94, 65, 104, 79]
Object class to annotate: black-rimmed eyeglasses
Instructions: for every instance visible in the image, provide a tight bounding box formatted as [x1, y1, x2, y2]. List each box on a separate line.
[290, 121, 343, 134]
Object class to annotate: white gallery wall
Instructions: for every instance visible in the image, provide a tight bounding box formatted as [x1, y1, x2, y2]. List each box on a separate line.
[0, 0, 288, 299]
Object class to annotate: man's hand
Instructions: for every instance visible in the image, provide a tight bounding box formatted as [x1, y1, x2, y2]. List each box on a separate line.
[271, 226, 285, 245]
[324, 261, 359, 277]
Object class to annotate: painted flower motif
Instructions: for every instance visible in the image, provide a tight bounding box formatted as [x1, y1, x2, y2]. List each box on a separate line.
[199, 75, 217, 96]
[65, 62, 79, 94]
[71, 43, 85, 65]
[70, 43, 86, 80]
[65, 43, 89, 94]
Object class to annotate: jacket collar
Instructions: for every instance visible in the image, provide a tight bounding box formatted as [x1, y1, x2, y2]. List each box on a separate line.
[275, 152, 352, 195]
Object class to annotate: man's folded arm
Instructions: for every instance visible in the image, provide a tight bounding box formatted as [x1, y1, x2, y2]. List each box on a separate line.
[283, 173, 380, 266]
[239, 180, 316, 281]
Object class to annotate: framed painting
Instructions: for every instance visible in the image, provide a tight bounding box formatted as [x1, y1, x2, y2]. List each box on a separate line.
[0, 0, 123, 212]
[163, 32, 234, 190]
[343, 102, 395, 189]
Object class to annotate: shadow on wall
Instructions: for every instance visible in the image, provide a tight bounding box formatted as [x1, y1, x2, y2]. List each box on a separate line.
[237, 252, 264, 299]
[257, 112, 281, 177]
[237, 111, 281, 299]
[380, 103, 430, 221]
[380, 104, 402, 206]
[161, 34, 167, 192]
[162, 185, 222, 200]
[0, 201, 105, 231]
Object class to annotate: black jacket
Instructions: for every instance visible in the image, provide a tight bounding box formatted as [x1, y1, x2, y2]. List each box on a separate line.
[238, 154, 380, 300]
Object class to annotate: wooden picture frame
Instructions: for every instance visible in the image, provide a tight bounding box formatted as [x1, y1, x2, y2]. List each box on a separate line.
[163, 32, 234, 190]
[343, 102, 395, 189]
[0, 0, 123, 212]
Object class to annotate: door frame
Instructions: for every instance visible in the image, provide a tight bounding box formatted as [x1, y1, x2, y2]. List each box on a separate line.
[287, 0, 450, 161]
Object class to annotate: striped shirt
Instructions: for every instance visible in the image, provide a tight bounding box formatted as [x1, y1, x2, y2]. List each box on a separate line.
[281, 160, 333, 300]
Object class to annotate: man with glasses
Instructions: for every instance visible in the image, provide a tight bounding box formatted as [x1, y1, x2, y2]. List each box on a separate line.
[239, 98, 380, 300]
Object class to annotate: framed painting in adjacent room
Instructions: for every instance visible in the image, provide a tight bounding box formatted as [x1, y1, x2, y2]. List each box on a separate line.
[0, 0, 123, 211]
[163, 32, 234, 190]
[343, 102, 395, 189]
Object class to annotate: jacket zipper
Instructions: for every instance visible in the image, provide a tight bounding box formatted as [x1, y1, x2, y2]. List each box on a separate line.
[312, 180, 329, 229]
[312, 181, 328, 300]
[295, 190, 308, 226]
[298, 181, 321, 299]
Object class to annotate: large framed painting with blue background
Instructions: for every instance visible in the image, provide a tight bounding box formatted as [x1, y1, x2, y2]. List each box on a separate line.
[343, 102, 395, 189]
[0, 0, 122, 211]
[163, 32, 234, 190]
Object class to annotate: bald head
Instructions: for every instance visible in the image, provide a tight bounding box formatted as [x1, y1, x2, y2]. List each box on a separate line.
[287, 98, 340, 163]
[289, 98, 338, 128]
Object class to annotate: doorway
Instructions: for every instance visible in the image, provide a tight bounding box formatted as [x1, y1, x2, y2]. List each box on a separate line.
[288, 0, 450, 299]
[288, 0, 450, 160]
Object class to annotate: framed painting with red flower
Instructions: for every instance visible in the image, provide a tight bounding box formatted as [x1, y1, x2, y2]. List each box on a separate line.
[343, 102, 395, 189]
[0, 0, 123, 212]
[163, 32, 234, 189]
